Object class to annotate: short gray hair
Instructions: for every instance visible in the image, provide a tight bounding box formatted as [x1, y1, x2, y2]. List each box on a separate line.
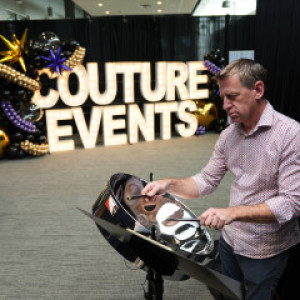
[215, 59, 267, 89]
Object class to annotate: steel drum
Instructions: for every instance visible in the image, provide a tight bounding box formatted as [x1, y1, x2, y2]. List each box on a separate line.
[92, 173, 214, 280]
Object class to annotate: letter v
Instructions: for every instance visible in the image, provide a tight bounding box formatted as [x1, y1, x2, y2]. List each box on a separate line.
[72, 106, 102, 149]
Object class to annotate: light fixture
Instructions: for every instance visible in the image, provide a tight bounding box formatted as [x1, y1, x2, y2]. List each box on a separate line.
[157, 9, 162, 13]
[222, 0, 231, 8]
[97, 3, 103, 7]
[47, 6, 53, 17]
[105, 11, 110, 15]
[157, 1, 162, 5]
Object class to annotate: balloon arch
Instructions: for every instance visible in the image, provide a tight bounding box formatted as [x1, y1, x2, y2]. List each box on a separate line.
[0, 29, 226, 159]
[0, 29, 85, 159]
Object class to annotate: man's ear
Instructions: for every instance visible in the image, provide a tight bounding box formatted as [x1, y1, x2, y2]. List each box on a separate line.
[254, 80, 265, 99]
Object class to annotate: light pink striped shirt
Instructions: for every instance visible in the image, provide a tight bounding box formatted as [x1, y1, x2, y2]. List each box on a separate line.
[193, 102, 300, 258]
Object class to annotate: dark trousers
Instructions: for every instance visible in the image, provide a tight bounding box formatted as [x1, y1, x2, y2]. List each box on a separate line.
[218, 236, 289, 300]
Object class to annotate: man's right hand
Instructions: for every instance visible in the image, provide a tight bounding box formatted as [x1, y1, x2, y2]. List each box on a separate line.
[142, 179, 170, 198]
[142, 177, 200, 200]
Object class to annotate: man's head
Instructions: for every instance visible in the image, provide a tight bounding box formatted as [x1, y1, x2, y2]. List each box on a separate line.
[215, 58, 267, 89]
[215, 59, 267, 132]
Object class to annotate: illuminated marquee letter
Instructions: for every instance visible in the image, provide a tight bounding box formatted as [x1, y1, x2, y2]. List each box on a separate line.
[88, 62, 117, 105]
[188, 62, 209, 99]
[32, 69, 59, 109]
[103, 105, 127, 146]
[115, 62, 142, 103]
[72, 106, 102, 149]
[140, 62, 166, 102]
[166, 62, 189, 101]
[46, 109, 74, 152]
[175, 100, 198, 137]
[58, 65, 89, 106]
[155, 102, 178, 140]
[128, 104, 155, 144]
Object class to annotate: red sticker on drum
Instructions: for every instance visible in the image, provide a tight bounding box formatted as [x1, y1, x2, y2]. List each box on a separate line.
[105, 196, 119, 216]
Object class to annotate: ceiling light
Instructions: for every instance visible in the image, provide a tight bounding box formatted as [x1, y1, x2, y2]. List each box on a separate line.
[105, 11, 110, 15]
[157, 1, 162, 5]
[157, 9, 162, 13]
[47, 6, 53, 17]
[222, 1, 231, 8]
[140, 4, 151, 9]
[97, 3, 103, 7]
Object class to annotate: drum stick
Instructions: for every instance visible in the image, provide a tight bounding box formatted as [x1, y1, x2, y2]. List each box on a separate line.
[167, 218, 200, 222]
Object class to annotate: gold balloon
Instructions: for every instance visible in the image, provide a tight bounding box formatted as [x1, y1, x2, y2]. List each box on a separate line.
[0, 28, 28, 72]
[0, 63, 40, 91]
[194, 100, 218, 129]
[20, 140, 49, 156]
[0, 130, 10, 158]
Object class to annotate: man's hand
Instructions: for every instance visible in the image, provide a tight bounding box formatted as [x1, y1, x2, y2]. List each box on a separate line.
[199, 207, 234, 229]
[142, 179, 170, 198]
[142, 177, 200, 200]
[199, 203, 276, 229]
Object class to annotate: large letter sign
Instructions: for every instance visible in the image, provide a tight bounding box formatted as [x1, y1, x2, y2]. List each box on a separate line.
[33, 61, 208, 152]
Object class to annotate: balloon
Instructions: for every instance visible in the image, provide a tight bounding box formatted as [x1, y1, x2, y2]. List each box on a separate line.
[25, 134, 34, 142]
[1, 100, 37, 133]
[5, 144, 21, 159]
[40, 46, 71, 76]
[19, 102, 44, 122]
[0, 29, 28, 72]
[0, 28, 85, 159]
[0, 130, 9, 157]
[38, 31, 60, 50]
[38, 135, 47, 144]
[194, 101, 218, 129]
[10, 132, 23, 142]
[215, 48, 221, 56]
[195, 125, 205, 135]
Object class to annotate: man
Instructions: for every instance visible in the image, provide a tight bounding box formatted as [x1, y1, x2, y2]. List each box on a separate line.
[142, 59, 300, 300]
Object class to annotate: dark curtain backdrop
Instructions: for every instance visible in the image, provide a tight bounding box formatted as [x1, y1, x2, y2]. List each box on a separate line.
[0, 15, 255, 133]
[0, 15, 255, 69]
[255, 0, 300, 121]
[0, 16, 199, 63]
[0, 15, 255, 103]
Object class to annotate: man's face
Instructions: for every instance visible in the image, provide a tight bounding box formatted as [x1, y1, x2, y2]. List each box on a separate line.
[219, 74, 259, 125]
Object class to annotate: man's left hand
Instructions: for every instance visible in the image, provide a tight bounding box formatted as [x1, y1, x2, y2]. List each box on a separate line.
[199, 207, 234, 229]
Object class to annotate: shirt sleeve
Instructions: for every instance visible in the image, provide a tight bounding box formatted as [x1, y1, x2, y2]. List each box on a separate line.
[192, 129, 228, 196]
[265, 128, 300, 224]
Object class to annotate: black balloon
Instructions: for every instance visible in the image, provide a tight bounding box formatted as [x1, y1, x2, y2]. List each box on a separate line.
[11, 132, 23, 142]
[38, 135, 47, 144]
[6, 145, 20, 159]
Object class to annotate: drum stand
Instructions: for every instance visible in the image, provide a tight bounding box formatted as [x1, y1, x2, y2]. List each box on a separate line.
[144, 226, 164, 300]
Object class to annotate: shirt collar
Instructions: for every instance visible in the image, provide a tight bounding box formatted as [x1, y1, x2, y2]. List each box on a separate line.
[236, 100, 274, 136]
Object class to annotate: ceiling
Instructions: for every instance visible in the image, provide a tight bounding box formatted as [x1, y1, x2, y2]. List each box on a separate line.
[0, 0, 256, 21]
[72, 0, 199, 17]
[72, 0, 256, 17]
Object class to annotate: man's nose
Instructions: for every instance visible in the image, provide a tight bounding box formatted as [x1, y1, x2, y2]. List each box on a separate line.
[223, 98, 231, 110]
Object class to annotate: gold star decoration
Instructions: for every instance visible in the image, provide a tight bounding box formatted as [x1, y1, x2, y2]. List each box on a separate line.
[0, 28, 28, 72]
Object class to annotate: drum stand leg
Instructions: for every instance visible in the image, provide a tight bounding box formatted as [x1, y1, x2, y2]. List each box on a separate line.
[144, 267, 164, 300]
[144, 225, 164, 300]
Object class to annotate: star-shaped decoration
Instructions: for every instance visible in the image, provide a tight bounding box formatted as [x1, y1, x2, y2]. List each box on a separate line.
[0, 28, 28, 72]
[40, 46, 71, 77]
